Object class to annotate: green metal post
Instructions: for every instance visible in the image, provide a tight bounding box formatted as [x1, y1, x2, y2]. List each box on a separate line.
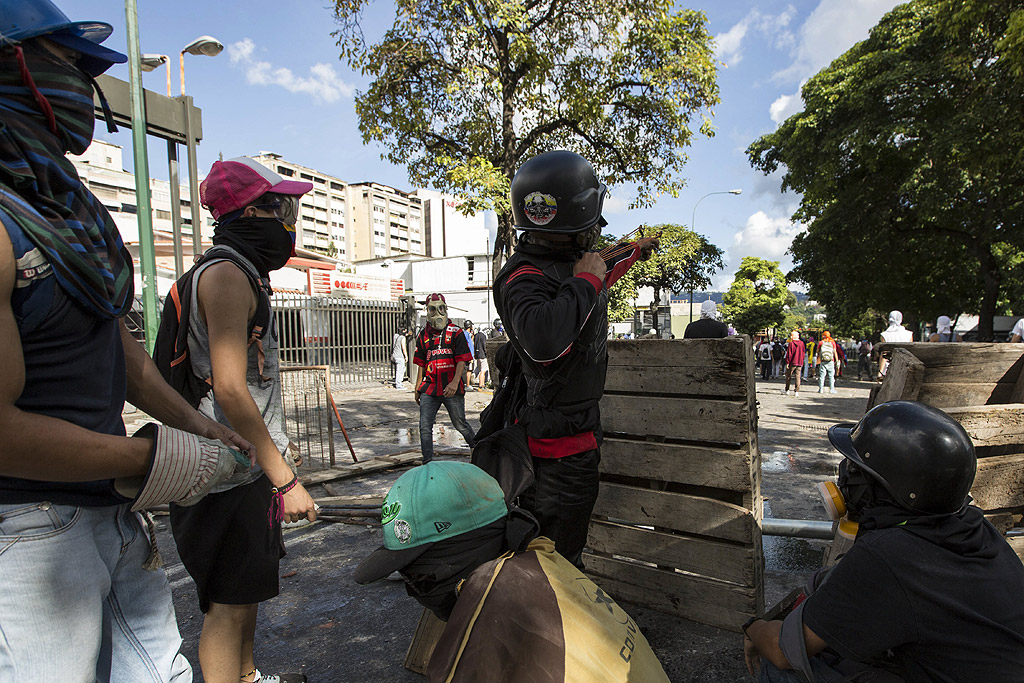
[124, 0, 159, 353]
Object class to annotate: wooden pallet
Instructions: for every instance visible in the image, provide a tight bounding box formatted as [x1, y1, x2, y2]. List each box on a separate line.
[587, 337, 764, 632]
[871, 343, 1024, 561]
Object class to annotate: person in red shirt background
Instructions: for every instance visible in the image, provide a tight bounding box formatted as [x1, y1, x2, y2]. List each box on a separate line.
[414, 293, 477, 462]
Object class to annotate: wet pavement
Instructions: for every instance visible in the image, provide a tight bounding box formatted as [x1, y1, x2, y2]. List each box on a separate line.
[140, 375, 872, 682]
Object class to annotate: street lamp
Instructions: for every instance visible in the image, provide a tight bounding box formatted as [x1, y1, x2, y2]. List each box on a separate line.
[179, 35, 223, 95]
[689, 189, 742, 323]
[140, 54, 170, 96]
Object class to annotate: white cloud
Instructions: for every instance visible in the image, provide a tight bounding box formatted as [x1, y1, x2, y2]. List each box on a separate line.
[769, 87, 804, 124]
[731, 210, 803, 262]
[772, 0, 904, 84]
[228, 38, 354, 104]
[603, 192, 630, 215]
[714, 6, 797, 67]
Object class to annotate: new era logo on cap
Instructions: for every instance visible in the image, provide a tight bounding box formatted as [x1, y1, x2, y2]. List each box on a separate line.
[200, 157, 313, 220]
[434, 521, 452, 533]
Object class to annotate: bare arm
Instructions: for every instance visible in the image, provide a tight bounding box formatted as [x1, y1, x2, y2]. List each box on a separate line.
[414, 365, 424, 404]
[120, 321, 251, 453]
[445, 361, 466, 397]
[0, 226, 151, 480]
[199, 263, 315, 522]
[743, 618, 828, 675]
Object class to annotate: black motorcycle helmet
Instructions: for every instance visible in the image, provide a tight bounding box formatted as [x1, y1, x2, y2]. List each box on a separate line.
[510, 151, 607, 234]
[828, 401, 976, 514]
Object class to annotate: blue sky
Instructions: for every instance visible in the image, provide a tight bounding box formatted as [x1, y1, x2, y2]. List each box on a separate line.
[75, 0, 905, 288]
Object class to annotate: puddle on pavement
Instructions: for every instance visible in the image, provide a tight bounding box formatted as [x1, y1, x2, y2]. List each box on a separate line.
[762, 499, 826, 573]
[382, 427, 469, 448]
[762, 450, 839, 476]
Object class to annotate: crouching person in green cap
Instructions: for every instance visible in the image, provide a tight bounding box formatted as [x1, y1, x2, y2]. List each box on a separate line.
[355, 461, 669, 682]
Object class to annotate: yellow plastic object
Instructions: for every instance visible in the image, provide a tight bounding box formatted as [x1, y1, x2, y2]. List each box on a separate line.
[817, 480, 847, 520]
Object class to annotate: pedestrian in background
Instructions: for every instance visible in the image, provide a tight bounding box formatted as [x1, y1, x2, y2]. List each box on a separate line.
[683, 299, 728, 338]
[817, 331, 838, 394]
[928, 315, 960, 342]
[782, 330, 805, 396]
[463, 320, 476, 391]
[392, 326, 408, 389]
[804, 335, 816, 380]
[758, 337, 773, 380]
[772, 337, 785, 378]
[473, 322, 489, 389]
[857, 338, 873, 379]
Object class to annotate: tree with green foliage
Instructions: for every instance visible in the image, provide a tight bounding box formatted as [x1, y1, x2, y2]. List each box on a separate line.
[748, 0, 1024, 340]
[628, 224, 723, 334]
[721, 257, 793, 336]
[331, 0, 720, 267]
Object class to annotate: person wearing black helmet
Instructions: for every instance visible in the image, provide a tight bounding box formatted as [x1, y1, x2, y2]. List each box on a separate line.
[0, 1, 253, 679]
[492, 150, 657, 568]
[743, 400, 1024, 683]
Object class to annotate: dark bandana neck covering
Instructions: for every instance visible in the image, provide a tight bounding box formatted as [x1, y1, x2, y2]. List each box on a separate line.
[0, 44, 133, 318]
[213, 216, 293, 280]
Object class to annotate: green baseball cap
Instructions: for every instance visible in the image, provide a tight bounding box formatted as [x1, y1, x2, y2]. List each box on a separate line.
[354, 461, 508, 584]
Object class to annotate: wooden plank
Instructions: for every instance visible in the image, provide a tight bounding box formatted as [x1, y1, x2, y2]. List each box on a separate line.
[600, 395, 750, 445]
[875, 342, 1024, 384]
[593, 481, 754, 544]
[944, 404, 1024, 447]
[314, 494, 384, 507]
[916, 382, 1014, 408]
[586, 555, 755, 631]
[606, 337, 748, 367]
[587, 519, 756, 586]
[874, 348, 924, 405]
[600, 438, 753, 492]
[404, 607, 447, 674]
[299, 452, 421, 487]
[604, 364, 747, 398]
[972, 453, 1024, 510]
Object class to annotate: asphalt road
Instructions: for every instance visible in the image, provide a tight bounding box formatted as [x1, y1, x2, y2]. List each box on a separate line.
[150, 374, 871, 682]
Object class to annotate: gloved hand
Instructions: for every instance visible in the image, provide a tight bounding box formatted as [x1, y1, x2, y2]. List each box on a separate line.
[115, 423, 253, 511]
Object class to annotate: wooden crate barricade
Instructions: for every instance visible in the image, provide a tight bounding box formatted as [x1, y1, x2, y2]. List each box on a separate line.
[869, 342, 1024, 560]
[587, 337, 764, 632]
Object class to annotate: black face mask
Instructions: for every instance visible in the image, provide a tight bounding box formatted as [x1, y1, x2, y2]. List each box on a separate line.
[213, 216, 293, 277]
[838, 459, 878, 522]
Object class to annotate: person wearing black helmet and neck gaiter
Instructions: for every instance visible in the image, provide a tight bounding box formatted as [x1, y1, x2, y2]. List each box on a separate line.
[743, 401, 1024, 683]
[491, 151, 658, 569]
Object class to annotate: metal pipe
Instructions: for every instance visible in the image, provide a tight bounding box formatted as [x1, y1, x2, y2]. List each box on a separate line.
[761, 518, 835, 540]
[124, 0, 159, 353]
[167, 140, 183, 278]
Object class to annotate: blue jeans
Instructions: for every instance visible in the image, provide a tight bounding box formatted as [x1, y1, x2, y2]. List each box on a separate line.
[818, 360, 836, 391]
[0, 502, 191, 681]
[419, 393, 476, 462]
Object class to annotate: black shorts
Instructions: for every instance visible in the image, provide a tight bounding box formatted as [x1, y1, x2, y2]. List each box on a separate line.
[170, 474, 285, 613]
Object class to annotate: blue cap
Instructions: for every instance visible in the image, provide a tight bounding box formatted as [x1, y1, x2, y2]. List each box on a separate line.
[0, 0, 127, 76]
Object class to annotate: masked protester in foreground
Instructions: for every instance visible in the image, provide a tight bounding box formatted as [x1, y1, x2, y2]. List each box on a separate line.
[743, 401, 1024, 683]
[162, 157, 317, 683]
[0, 1, 253, 679]
[355, 461, 670, 683]
[491, 150, 657, 568]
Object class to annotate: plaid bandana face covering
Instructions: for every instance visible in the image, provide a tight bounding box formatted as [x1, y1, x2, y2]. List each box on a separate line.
[0, 42, 134, 319]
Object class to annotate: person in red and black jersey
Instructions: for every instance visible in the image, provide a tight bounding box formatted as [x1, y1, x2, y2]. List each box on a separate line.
[492, 151, 657, 568]
[414, 293, 477, 462]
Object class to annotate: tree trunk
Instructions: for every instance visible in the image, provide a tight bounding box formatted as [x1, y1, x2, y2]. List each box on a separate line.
[977, 245, 1001, 342]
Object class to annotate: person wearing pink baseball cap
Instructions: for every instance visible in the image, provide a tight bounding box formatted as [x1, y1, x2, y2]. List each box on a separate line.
[165, 157, 315, 683]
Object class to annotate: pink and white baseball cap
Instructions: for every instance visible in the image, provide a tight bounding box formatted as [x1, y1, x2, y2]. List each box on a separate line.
[200, 157, 313, 220]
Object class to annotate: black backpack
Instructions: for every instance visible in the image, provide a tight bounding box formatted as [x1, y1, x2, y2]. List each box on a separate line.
[153, 247, 272, 407]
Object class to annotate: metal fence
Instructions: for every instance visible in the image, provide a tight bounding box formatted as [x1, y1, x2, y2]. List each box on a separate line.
[272, 293, 404, 389]
[279, 366, 336, 468]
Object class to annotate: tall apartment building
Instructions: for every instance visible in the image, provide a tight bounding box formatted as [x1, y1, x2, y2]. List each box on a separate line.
[347, 182, 425, 261]
[412, 188, 488, 258]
